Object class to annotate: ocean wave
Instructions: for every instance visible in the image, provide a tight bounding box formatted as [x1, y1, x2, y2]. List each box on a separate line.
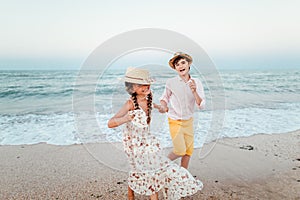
[0, 88, 77, 99]
[0, 69, 299, 145]
[0, 102, 299, 146]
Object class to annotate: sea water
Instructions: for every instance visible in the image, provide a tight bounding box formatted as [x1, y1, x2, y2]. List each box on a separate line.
[0, 69, 299, 147]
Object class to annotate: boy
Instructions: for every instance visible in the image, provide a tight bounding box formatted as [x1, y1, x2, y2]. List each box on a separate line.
[158, 52, 205, 169]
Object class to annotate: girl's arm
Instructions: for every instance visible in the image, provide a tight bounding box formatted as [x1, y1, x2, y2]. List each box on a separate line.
[107, 100, 134, 128]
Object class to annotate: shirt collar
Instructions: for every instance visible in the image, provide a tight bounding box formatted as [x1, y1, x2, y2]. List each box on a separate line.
[177, 74, 191, 82]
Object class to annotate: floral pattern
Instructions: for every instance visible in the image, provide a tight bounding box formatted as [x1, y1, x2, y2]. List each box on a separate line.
[123, 109, 203, 199]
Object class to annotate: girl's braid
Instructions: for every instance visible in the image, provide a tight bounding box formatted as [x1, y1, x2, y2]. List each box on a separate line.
[131, 92, 140, 110]
[146, 92, 152, 124]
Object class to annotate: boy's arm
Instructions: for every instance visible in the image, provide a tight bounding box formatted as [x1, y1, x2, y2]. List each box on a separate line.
[156, 84, 171, 113]
[190, 79, 205, 109]
[107, 100, 134, 128]
[192, 90, 203, 106]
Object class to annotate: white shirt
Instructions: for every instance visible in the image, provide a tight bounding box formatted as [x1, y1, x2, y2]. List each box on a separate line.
[160, 76, 205, 120]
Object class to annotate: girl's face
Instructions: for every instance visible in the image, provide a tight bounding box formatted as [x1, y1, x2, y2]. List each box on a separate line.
[174, 58, 190, 76]
[133, 84, 151, 95]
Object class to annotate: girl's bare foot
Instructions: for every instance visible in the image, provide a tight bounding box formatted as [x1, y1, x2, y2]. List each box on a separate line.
[150, 192, 158, 200]
[128, 186, 135, 200]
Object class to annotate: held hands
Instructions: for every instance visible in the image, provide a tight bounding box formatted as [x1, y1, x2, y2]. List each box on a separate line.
[153, 103, 169, 113]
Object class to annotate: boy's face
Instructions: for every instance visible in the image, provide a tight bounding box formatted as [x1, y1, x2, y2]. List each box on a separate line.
[174, 58, 190, 76]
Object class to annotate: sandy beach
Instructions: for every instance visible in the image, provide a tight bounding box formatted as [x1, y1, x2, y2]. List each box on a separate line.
[0, 130, 299, 200]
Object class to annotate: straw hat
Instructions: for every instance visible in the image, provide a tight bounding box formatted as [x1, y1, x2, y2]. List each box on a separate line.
[123, 67, 154, 85]
[169, 52, 193, 69]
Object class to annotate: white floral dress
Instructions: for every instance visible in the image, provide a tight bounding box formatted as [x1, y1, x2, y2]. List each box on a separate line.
[123, 109, 203, 199]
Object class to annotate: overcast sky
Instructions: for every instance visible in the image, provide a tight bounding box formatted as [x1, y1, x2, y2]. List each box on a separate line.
[0, 0, 299, 70]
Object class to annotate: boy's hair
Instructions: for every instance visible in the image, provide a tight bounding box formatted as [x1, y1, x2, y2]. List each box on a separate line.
[173, 56, 192, 67]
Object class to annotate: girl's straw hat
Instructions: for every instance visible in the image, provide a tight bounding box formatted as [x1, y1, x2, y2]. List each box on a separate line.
[169, 52, 193, 69]
[123, 67, 154, 85]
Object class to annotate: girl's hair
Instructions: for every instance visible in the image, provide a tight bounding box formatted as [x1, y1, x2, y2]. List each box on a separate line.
[125, 82, 152, 124]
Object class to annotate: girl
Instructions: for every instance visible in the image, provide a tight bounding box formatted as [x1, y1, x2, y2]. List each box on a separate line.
[108, 67, 203, 200]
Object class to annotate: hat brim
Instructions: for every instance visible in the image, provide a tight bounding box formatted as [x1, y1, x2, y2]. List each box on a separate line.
[169, 53, 193, 69]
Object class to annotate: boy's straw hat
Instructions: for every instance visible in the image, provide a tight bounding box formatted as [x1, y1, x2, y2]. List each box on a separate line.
[169, 52, 193, 69]
[123, 67, 154, 85]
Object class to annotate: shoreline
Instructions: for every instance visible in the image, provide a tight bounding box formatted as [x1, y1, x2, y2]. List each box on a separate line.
[1, 130, 299, 199]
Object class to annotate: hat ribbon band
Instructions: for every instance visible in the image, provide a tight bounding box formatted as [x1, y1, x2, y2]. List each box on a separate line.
[125, 76, 147, 81]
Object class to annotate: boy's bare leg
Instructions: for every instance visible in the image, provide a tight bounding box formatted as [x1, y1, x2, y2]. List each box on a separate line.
[168, 152, 190, 168]
[168, 151, 181, 161]
[128, 186, 134, 200]
[181, 154, 190, 169]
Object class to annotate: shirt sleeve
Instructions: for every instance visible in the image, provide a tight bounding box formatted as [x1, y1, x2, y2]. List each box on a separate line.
[195, 78, 205, 109]
[159, 80, 172, 104]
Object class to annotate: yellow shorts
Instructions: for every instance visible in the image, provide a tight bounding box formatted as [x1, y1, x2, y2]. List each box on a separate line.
[168, 117, 194, 156]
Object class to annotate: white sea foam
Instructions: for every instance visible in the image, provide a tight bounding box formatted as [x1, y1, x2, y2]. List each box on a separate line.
[1, 102, 299, 146]
[0, 70, 299, 146]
